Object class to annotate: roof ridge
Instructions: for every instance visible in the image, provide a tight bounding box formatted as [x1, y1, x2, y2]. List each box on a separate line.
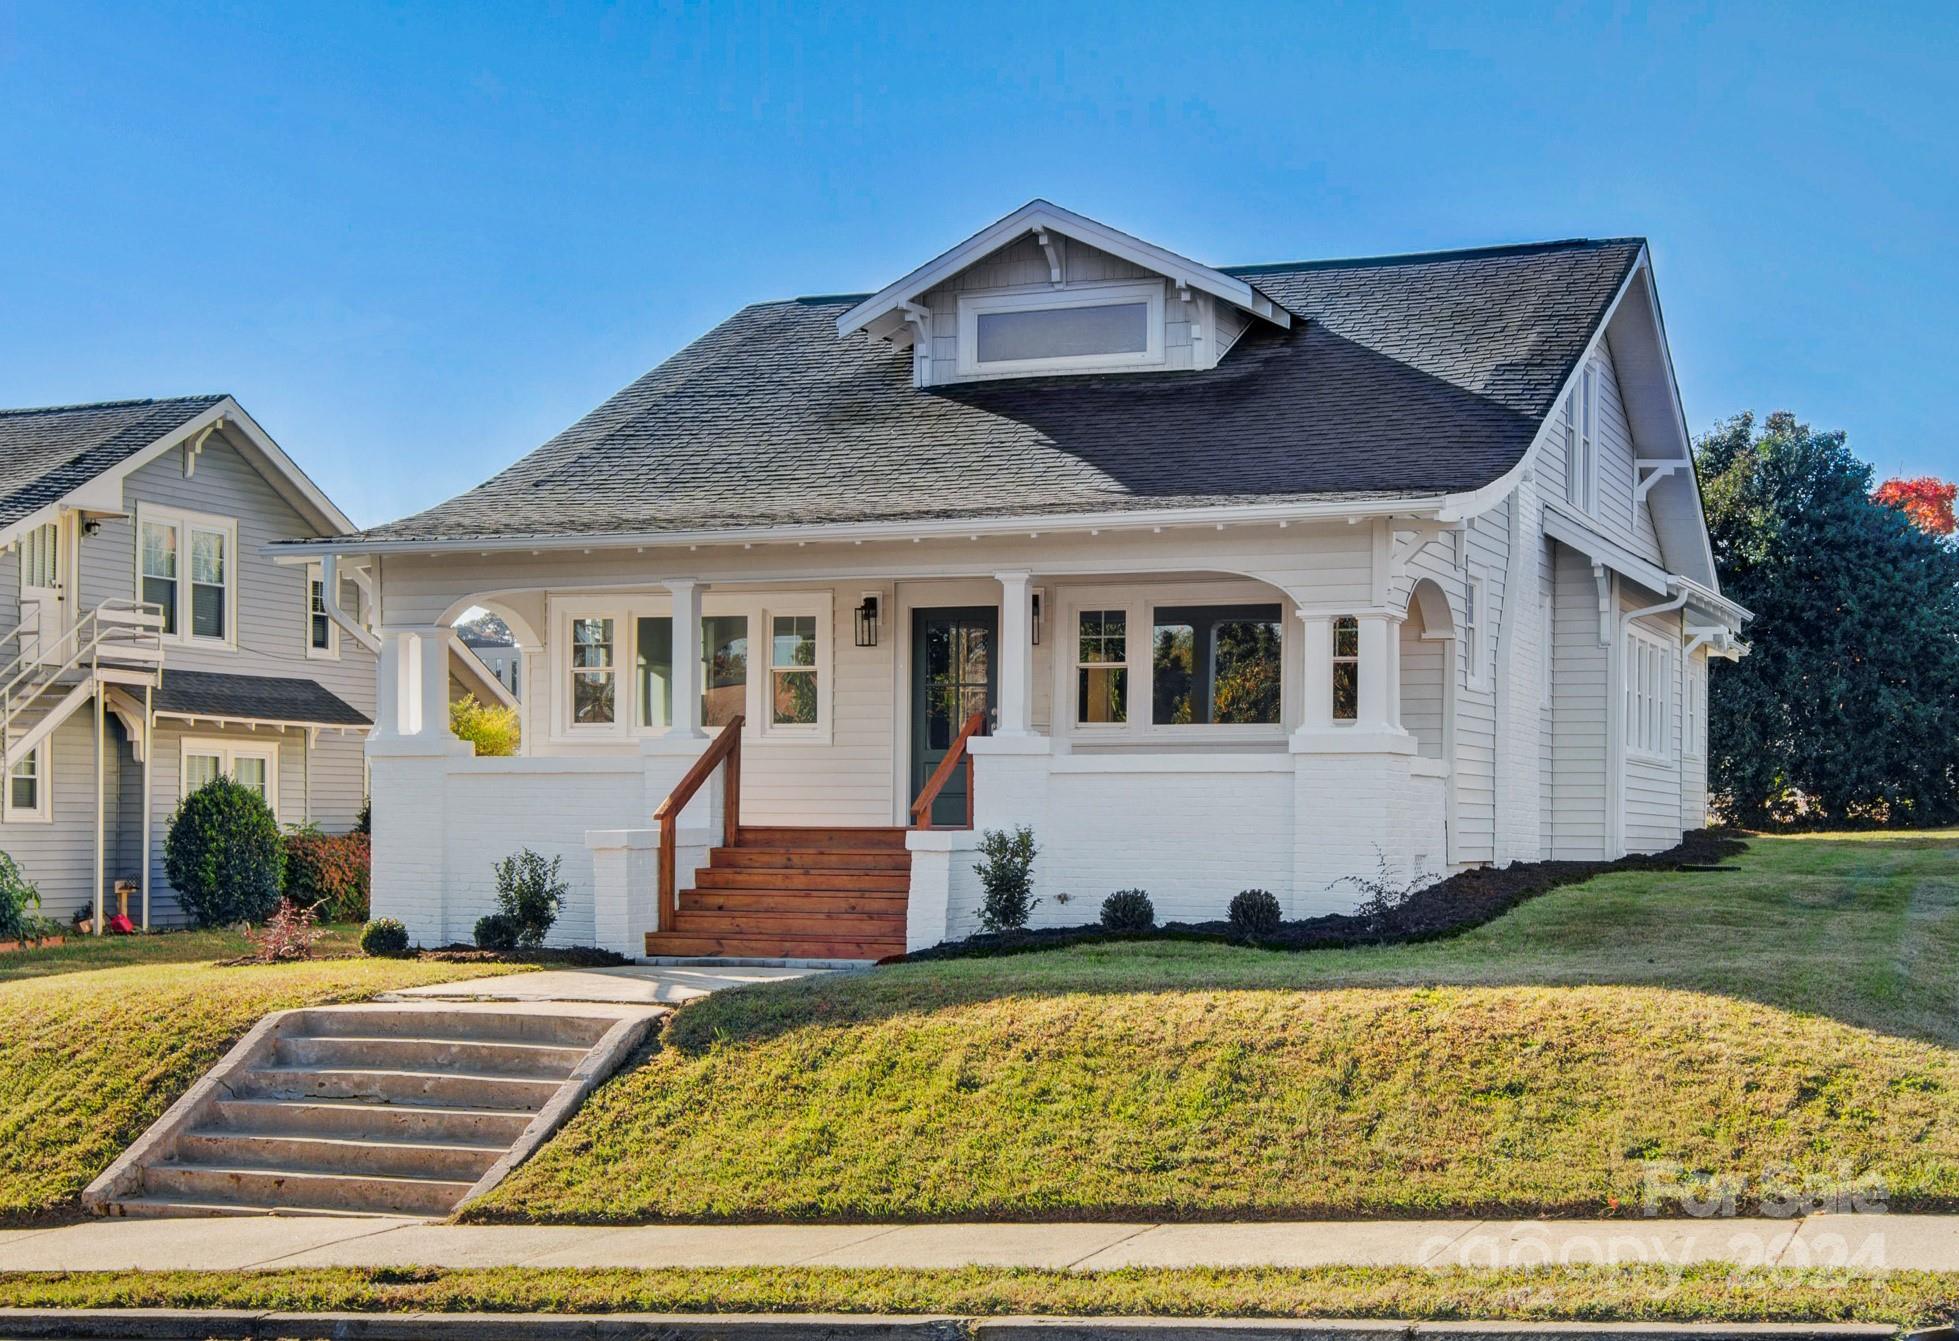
[1225, 237, 1645, 276]
[0, 394, 227, 419]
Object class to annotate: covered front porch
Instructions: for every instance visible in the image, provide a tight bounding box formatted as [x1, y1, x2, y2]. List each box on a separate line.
[361, 521, 1463, 958]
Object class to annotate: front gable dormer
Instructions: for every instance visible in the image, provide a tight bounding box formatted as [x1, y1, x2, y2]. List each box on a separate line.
[837, 199, 1292, 387]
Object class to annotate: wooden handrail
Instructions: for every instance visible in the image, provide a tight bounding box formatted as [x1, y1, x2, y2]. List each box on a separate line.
[909, 709, 987, 830]
[652, 715, 744, 931]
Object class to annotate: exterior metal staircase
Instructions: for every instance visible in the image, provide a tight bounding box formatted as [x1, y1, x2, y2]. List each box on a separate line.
[0, 599, 164, 813]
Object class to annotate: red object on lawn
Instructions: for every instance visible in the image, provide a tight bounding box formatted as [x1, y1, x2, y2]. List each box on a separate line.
[106, 913, 136, 935]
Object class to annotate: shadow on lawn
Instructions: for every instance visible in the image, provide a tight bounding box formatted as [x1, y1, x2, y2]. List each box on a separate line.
[660, 830, 1959, 1055]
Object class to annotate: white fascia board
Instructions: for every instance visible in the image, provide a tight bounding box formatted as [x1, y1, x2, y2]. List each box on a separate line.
[0, 397, 356, 553]
[273, 495, 1453, 559]
[836, 198, 1289, 339]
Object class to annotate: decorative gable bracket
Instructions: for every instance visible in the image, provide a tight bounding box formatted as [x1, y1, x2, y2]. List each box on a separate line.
[1633, 457, 1686, 503]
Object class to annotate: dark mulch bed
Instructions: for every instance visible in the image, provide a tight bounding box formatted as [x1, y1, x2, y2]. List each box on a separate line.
[418, 945, 632, 967]
[899, 828, 1749, 963]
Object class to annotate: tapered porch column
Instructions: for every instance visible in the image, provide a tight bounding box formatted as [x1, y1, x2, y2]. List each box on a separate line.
[411, 627, 452, 738]
[1297, 612, 1334, 733]
[663, 579, 704, 738]
[994, 570, 1034, 736]
[1355, 613, 1396, 732]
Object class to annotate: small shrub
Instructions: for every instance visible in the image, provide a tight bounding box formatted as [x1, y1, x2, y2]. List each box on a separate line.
[1341, 848, 1436, 937]
[973, 825, 1040, 932]
[473, 912, 519, 951]
[490, 848, 565, 948]
[360, 917, 411, 957]
[284, 830, 372, 922]
[241, 898, 322, 963]
[0, 852, 42, 941]
[1228, 887, 1283, 936]
[452, 694, 520, 757]
[164, 779, 286, 928]
[355, 797, 371, 835]
[1099, 888, 1155, 932]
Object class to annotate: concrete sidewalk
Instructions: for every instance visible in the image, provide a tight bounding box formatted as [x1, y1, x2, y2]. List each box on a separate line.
[3, 1213, 1952, 1273]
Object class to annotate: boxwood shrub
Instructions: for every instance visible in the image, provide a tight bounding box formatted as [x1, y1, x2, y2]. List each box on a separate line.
[164, 778, 286, 928]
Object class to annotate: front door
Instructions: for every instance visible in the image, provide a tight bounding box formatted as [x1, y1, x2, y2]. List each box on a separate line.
[910, 607, 997, 827]
[19, 520, 64, 664]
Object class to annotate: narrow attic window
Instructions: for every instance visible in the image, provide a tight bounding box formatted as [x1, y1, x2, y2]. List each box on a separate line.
[957, 281, 1164, 376]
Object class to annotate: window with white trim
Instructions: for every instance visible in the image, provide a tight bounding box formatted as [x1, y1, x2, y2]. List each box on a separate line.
[1464, 575, 1488, 689]
[1625, 628, 1674, 760]
[306, 565, 337, 658]
[769, 614, 819, 728]
[7, 745, 50, 822]
[1150, 604, 1283, 726]
[957, 281, 1165, 377]
[137, 506, 235, 645]
[20, 522, 59, 592]
[1684, 657, 1705, 758]
[567, 617, 616, 726]
[1075, 609, 1128, 725]
[1564, 363, 1598, 514]
[1331, 615, 1359, 721]
[181, 738, 278, 815]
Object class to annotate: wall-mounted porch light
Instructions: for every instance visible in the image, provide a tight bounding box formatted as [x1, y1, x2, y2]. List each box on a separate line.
[854, 594, 880, 648]
[1031, 589, 1043, 645]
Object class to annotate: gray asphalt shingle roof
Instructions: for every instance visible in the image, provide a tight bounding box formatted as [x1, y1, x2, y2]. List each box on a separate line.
[155, 669, 371, 728]
[328, 238, 1645, 545]
[0, 397, 225, 530]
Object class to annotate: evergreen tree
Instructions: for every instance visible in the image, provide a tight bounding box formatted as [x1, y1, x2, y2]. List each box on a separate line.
[1697, 412, 1959, 826]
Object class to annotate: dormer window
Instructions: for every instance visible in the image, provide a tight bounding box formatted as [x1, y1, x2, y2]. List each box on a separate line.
[957, 281, 1164, 377]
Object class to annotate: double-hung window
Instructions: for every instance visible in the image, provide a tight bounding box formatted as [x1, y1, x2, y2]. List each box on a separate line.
[1464, 575, 1489, 690]
[1565, 363, 1598, 514]
[1684, 658, 1705, 758]
[306, 565, 337, 658]
[1625, 629, 1673, 760]
[7, 745, 49, 822]
[138, 507, 235, 645]
[1331, 616, 1360, 721]
[568, 618, 616, 726]
[769, 615, 819, 727]
[1075, 609, 1128, 725]
[181, 738, 278, 813]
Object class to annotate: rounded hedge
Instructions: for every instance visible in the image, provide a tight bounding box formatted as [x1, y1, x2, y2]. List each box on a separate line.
[474, 912, 520, 951]
[1228, 887, 1283, 935]
[1099, 888, 1155, 932]
[164, 779, 286, 928]
[360, 917, 411, 958]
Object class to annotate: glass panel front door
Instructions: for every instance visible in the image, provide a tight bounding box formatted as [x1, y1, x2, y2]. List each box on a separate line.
[910, 607, 996, 827]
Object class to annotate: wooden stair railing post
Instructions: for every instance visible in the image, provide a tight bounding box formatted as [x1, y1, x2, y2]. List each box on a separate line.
[908, 709, 988, 830]
[651, 715, 745, 934]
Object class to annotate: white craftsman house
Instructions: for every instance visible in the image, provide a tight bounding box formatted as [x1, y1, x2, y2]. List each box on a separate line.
[283, 200, 1749, 961]
[0, 396, 513, 929]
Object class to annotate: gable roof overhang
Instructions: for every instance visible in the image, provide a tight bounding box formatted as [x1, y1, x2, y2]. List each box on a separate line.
[836, 199, 1292, 345]
[0, 397, 354, 553]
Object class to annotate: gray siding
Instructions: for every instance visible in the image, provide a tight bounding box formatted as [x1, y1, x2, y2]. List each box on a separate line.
[1548, 543, 1609, 859]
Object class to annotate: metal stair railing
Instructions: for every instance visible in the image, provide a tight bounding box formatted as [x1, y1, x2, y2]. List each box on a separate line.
[0, 599, 165, 820]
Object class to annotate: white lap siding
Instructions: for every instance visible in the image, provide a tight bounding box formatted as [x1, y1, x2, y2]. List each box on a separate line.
[1549, 543, 1610, 859]
[1621, 589, 1685, 855]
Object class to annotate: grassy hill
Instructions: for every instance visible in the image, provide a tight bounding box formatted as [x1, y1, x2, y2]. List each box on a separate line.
[469, 831, 1959, 1223]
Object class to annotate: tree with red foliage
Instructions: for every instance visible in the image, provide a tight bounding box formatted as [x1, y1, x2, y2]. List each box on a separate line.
[1872, 476, 1957, 536]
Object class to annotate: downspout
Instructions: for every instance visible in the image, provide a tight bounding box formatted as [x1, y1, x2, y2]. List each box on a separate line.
[319, 553, 381, 653]
[1609, 586, 1690, 856]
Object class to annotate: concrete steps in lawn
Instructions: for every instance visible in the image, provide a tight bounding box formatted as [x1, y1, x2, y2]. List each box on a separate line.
[84, 1001, 659, 1220]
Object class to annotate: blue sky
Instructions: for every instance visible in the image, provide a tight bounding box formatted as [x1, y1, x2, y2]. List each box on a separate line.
[1, 1, 1953, 527]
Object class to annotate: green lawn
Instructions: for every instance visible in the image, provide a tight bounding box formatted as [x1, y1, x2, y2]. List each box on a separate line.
[0, 1265, 1954, 1326]
[0, 922, 366, 985]
[471, 831, 1959, 1224]
[0, 945, 522, 1224]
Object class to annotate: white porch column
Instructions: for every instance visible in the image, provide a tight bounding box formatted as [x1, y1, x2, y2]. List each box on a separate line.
[1356, 613, 1395, 731]
[663, 579, 704, 738]
[995, 570, 1034, 736]
[516, 642, 544, 754]
[1298, 613, 1333, 733]
[374, 629, 405, 737]
[411, 626, 453, 738]
[368, 625, 472, 948]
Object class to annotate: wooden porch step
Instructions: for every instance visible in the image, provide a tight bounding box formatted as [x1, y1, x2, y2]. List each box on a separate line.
[644, 931, 904, 960]
[673, 910, 903, 939]
[735, 826, 910, 852]
[710, 847, 911, 872]
[681, 890, 908, 916]
[693, 868, 911, 893]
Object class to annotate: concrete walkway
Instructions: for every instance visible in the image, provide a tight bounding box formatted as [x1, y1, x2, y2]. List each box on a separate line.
[380, 963, 829, 1005]
[4, 1213, 1953, 1273]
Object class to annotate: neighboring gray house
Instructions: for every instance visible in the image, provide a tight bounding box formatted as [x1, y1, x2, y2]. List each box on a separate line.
[461, 635, 522, 701]
[0, 396, 499, 929]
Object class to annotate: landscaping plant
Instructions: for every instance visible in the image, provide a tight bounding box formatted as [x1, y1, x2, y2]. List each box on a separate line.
[1227, 887, 1282, 935]
[489, 848, 567, 948]
[163, 778, 286, 928]
[473, 912, 520, 951]
[1099, 888, 1155, 931]
[283, 826, 371, 922]
[359, 917, 411, 957]
[240, 898, 322, 963]
[451, 693, 521, 756]
[973, 825, 1039, 932]
[0, 853, 42, 943]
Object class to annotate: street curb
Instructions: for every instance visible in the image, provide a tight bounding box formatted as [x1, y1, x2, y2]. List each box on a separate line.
[0, 1313, 1927, 1341]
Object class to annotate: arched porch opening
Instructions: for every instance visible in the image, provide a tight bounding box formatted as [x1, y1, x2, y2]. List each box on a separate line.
[1400, 578, 1453, 760]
